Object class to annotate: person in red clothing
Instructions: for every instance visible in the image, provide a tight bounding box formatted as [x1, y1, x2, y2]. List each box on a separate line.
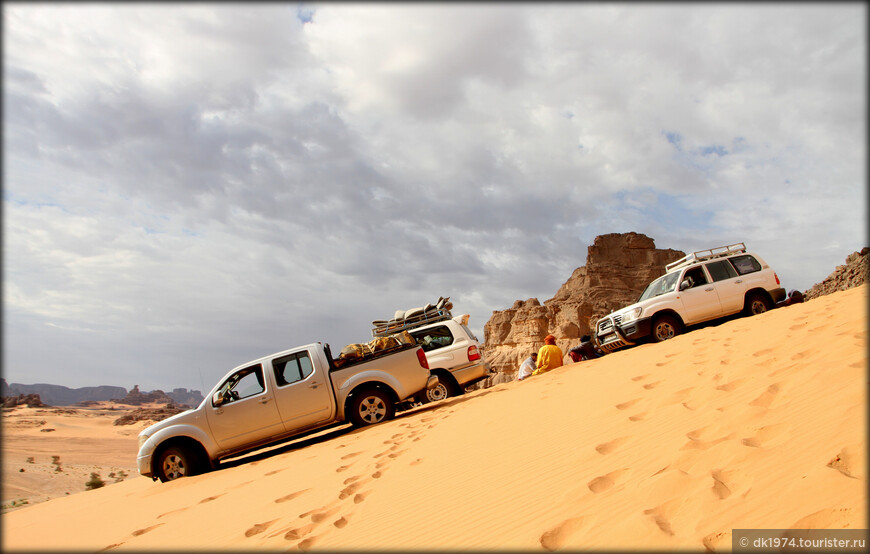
[532, 334, 563, 376]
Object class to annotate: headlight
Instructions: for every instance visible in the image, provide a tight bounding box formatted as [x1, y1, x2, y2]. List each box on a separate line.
[620, 307, 642, 325]
[138, 433, 150, 450]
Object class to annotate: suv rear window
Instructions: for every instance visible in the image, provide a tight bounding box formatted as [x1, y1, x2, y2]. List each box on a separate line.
[729, 255, 762, 276]
[411, 326, 454, 352]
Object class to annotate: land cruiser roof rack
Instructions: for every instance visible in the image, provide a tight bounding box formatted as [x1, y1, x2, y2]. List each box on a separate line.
[666, 242, 747, 273]
[371, 296, 454, 337]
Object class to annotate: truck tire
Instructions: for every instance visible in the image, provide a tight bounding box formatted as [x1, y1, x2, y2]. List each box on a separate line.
[744, 292, 772, 316]
[156, 445, 195, 483]
[651, 314, 681, 343]
[424, 381, 450, 403]
[349, 388, 395, 427]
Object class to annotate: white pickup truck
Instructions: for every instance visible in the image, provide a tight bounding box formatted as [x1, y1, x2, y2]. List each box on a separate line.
[137, 341, 436, 482]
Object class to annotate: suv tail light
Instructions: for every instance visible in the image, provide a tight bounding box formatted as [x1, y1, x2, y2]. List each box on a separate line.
[775, 273, 781, 285]
[416, 348, 430, 370]
[467, 345, 481, 362]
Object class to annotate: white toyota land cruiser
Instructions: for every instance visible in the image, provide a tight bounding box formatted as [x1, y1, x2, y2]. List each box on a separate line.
[594, 243, 786, 353]
[372, 296, 488, 403]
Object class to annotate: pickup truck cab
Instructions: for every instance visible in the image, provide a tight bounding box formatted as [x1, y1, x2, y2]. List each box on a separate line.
[137, 341, 436, 482]
[372, 297, 488, 403]
[594, 243, 786, 353]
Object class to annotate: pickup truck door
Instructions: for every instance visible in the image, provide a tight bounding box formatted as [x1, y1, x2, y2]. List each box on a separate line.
[205, 363, 285, 451]
[270, 348, 334, 430]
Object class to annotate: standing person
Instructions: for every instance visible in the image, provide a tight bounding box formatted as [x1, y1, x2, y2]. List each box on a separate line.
[517, 352, 537, 381]
[532, 335, 563, 376]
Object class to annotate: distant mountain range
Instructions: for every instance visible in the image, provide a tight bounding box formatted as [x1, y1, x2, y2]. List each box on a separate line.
[0, 379, 204, 407]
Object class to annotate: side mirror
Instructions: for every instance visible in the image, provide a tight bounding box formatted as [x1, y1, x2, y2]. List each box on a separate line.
[680, 279, 691, 291]
[212, 391, 225, 407]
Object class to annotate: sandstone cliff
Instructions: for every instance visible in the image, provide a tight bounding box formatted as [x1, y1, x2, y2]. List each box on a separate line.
[804, 247, 869, 300]
[480, 232, 684, 386]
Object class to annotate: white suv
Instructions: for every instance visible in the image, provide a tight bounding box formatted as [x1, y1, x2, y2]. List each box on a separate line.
[372, 297, 488, 403]
[594, 243, 786, 353]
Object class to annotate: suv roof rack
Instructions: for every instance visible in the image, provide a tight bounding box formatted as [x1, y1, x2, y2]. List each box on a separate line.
[371, 296, 454, 337]
[666, 242, 747, 273]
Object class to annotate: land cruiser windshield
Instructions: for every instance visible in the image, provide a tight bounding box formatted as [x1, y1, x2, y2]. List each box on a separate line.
[637, 272, 681, 302]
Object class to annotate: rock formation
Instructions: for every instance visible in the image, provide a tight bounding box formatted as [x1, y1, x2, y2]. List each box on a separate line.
[2, 393, 47, 409]
[113, 405, 189, 426]
[479, 233, 684, 386]
[112, 385, 190, 407]
[804, 247, 869, 300]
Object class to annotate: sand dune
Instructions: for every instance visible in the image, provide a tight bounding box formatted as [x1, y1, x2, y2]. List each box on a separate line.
[2, 285, 866, 551]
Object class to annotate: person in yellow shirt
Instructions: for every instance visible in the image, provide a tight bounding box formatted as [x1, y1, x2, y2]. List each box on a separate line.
[532, 334, 563, 376]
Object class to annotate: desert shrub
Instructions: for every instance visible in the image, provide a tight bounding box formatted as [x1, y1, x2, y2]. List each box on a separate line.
[26, 457, 35, 464]
[85, 472, 105, 490]
[51, 455, 62, 472]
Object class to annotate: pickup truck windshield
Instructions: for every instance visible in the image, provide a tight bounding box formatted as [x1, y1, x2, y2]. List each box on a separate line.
[637, 272, 681, 302]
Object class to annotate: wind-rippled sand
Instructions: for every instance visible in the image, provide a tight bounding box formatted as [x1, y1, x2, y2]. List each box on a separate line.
[3, 285, 866, 551]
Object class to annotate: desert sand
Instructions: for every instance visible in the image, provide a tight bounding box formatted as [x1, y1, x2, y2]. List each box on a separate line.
[2, 285, 866, 551]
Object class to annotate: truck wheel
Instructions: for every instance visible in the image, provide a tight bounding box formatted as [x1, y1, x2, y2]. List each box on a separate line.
[424, 382, 450, 403]
[651, 314, 681, 343]
[744, 292, 772, 316]
[349, 388, 395, 427]
[156, 446, 195, 483]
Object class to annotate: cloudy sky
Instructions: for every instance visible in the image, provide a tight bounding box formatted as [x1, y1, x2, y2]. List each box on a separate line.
[3, 3, 866, 393]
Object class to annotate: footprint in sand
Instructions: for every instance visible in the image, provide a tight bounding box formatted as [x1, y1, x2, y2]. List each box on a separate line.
[132, 524, 164, 537]
[341, 451, 363, 460]
[749, 383, 781, 409]
[702, 531, 731, 551]
[334, 515, 351, 529]
[282, 522, 315, 540]
[643, 381, 662, 390]
[587, 469, 630, 493]
[715, 378, 746, 392]
[787, 507, 857, 530]
[753, 348, 775, 358]
[643, 501, 679, 536]
[615, 398, 641, 410]
[199, 494, 224, 504]
[311, 506, 341, 523]
[827, 448, 861, 479]
[335, 464, 354, 473]
[275, 489, 311, 503]
[539, 516, 586, 551]
[297, 536, 317, 551]
[631, 374, 650, 382]
[265, 467, 287, 476]
[628, 412, 647, 422]
[353, 491, 370, 504]
[245, 519, 279, 537]
[157, 507, 188, 519]
[339, 480, 369, 500]
[595, 437, 629, 455]
[741, 423, 789, 448]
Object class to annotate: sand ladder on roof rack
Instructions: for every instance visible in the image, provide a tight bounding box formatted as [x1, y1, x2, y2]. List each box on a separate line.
[371, 296, 454, 337]
[666, 243, 747, 272]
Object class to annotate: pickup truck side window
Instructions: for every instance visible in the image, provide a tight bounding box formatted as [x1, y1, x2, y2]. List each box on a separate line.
[273, 351, 315, 387]
[705, 260, 739, 282]
[412, 326, 454, 352]
[215, 364, 265, 406]
[729, 255, 762, 276]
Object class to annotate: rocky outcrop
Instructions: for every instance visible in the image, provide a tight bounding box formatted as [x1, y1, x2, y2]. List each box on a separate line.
[804, 248, 869, 300]
[479, 233, 684, 385]
[2, 393, 47, 409]
[112, 385, 192, 407]
[113, 404, 188, 426]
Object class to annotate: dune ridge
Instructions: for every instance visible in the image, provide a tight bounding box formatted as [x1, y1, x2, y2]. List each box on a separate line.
[2, 285, 866, 551]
